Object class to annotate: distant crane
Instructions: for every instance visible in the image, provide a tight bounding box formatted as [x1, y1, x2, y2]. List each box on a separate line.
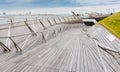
[71, 11, 79, 16]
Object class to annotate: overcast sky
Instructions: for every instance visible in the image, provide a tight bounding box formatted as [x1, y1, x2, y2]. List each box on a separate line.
[0, 0, 120, 14]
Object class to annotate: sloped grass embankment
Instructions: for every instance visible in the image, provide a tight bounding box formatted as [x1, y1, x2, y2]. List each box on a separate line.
[99, 12, 120, 39]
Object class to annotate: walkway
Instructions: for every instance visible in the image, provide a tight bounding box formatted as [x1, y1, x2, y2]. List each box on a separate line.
[0, 24, 120, 72]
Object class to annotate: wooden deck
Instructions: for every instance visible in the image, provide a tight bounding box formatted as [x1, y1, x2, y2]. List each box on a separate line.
[0, 24, 120, 72]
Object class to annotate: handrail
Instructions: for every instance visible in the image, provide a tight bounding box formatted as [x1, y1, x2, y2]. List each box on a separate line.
[0, 24, 81, 38]
[0, 16, 81, 38]
[0, 16, 79, 26]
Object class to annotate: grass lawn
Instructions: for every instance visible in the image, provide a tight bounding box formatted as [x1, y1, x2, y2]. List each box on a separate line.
[98, 12, 120, 39]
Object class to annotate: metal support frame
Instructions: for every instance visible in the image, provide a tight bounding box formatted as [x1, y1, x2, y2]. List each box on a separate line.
[47, 18, 52, 26]
[67, 17, 70, 22]
[53, 30, 57, 37]
[41, 32, 46, 43]
[53, 18, 57, 24]
[62, 17, 66, 23]
[39, 19, 47, 30]
[9, 37, 22, 54]
[0, 41, 11, 52]
[24, 21, 37, 36]
[59, 27, 62, 32]
[10, 19, 14, 28]
[20, 35, 31, 49]
[58, 17, 62, 23]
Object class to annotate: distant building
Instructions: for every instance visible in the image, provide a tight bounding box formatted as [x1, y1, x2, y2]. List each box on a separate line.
[3, 12, 7, 15]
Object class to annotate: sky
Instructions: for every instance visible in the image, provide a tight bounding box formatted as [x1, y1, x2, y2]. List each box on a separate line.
[0, 0, 120, 14]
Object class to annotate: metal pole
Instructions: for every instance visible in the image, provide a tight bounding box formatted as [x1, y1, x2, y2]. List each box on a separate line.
[41, 32, 46, 43]
[24, 19, 37, 36]
[58, 17, 62, 23]
[39, 19, 47, 30]
[9, 37, 22, 54]
[53, 18, 57, 24]
[0, 41, 11, 52]
[47, 18, 52, 26]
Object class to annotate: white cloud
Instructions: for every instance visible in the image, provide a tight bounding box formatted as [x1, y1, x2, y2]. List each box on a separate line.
[71, 0, 120, 5]
[29, 4, 120, 14]
[6, 0, 33, 3]
[0, 12, 2, 13]
[6, 4, 120, 15]
[31, 7, 74, 14]
[74, 4, 120, 13]
[7, 10, 30, 14]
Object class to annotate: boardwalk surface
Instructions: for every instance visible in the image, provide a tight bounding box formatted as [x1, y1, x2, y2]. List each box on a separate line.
[0, 24, 120, 72]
